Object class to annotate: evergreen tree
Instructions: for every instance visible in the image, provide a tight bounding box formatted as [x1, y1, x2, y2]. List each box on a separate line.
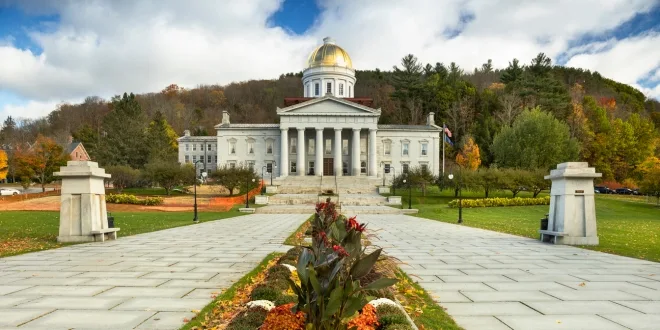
[391, 54, 425, 124]
[146, 111, 179, 162]
[500, 59, 524, 84]
[99, 93, 149, 168]
[72, 124, 100, 160]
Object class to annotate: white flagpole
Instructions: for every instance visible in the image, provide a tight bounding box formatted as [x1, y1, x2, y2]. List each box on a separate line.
[442, 122, 445, 176]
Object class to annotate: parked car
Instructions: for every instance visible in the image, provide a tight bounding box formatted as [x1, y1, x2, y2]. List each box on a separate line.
[615, 188, 634, 195]
[0, 188, 21, 196]
[594, 186, 613, 194]
[632, 189, 641, 195]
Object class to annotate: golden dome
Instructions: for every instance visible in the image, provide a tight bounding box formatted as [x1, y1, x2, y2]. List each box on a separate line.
[307, 37, 353, 69]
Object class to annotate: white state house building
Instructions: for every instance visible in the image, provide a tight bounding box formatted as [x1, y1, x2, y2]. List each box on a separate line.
[178, 37, 442, 180]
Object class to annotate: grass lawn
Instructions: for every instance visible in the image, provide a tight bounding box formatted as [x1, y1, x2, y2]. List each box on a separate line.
[0, 207, 246, 258]
[108, 187, 187, 196]
[395, 186, 660, 262]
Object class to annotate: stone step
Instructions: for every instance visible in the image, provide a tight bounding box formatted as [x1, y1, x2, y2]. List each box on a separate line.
[256, 204, 416, 215]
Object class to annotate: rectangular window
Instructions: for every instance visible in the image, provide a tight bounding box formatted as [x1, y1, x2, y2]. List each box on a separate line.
[308, 138, 315, 155]
[360, 138, 367, 155]
[185, 144, 189, 151]
[384, 163, 391, 174]
[326, 82, 332, 94]
[339, 83, 344, 96]
[247, 161, 255, 170]
[214, 155, 217, 163]
[207, 144, 212, 151]
[384, 142, 391, 155]
[402, 163, 409, 174]
[402, 143, 409, 156]
[266, 163, 273, 173]
[266, 140, 273, 154]
[325, 139, 332, 155]
[290, 161, 297, 173]
[207, 155, 212, 163]
[342, 161, 348, 175]
[290, 137, 297, 154]
[308, 161, 315, 175]
[421, 164, 428, 173]
[193, 144, 197, 151]
[248, 141, 254, 154]
[185, 155, 190, 163]
[315, 83, 320, 96]
[421, 143, 428, 156]
[229, 162, 236, 169]
[361, 161, 367, 174]
[342, 139, 348, 156]
[200, 144, 204, 151]
[230, 141, 236, 155]
[192, 155, 197, 162]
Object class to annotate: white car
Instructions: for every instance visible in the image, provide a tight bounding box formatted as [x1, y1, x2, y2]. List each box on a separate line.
[0, 188, 21, 196]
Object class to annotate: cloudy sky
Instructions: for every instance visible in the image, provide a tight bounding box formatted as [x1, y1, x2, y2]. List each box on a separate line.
[0, 0, 659, 122]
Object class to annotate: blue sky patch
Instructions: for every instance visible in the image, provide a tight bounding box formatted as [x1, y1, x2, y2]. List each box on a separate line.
[269, 0, 320, 34]
[0, 4, 59, 54]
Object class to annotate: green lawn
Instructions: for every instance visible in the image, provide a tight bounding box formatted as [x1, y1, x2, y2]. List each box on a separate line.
[107, 187, 187, 196]
[0, 208, 246, 258]
[395, 186, 660, 262]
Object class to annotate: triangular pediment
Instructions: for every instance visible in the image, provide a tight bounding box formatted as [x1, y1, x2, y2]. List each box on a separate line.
[277, 96, 380, 116]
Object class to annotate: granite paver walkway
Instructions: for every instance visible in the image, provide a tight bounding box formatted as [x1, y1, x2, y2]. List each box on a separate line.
[359, 214, 660, 330]
[0, 213, 309, 329]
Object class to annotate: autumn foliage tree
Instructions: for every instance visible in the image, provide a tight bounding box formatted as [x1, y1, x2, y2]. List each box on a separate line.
[456, 136, 481, 170]
[0, 150, 8, 181]
[14, 136, 69, 191]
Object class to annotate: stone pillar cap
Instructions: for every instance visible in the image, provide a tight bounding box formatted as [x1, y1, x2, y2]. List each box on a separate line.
[544, 162, 602, 180]
[54, 161, 111, 178]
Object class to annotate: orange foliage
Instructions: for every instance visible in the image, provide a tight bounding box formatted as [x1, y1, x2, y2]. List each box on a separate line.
[598, 97, 616, 111]
[455, 137, 481, 170]
[347, 304, 379, 330]
[161, 84, 185, 98]
[0, 150, 7, 180]
[208, 180, 264, 211]
[261, 303, 306, 330]
[488, 82, 505, 90]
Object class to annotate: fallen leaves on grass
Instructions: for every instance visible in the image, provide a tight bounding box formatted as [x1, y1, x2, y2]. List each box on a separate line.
[0, 237, 60, 257]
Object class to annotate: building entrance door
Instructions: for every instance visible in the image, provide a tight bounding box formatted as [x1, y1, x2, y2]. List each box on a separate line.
[323, 158, 334, 176]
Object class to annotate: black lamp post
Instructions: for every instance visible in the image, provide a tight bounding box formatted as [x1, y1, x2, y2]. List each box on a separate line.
[381, 162, 385, 187]
[261, 165, 266, 195]
[246, 177, 255, 208]
[193, 160, 203, 223]
[449, 171, 463, 224]
[403, 177, 411, 209]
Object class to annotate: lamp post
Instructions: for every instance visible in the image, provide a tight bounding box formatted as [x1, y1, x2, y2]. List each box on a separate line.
[261, 165, 266, 195]
[403, 178, 411, 209]
[246, 177, 255, 208]
[381, 162, 385, 187]
[193, 160, 204, 223]
[448, 172, 463, 224]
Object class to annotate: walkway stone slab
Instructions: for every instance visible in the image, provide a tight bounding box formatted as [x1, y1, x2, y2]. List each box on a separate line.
[360, 214, 660, 330]
[0, 213, 308, 329]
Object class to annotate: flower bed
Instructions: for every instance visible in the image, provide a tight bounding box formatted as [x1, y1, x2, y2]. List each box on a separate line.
[183, 200, 461, 330]
[105, 193, 164, 206]
[448, 196, 550, 208]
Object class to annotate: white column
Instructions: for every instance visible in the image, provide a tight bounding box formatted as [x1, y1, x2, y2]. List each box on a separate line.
[297, 128, 305, 176]
[316, 128, 324, 176]
[368, 128, 377, 176]
[352, 128, 361, 176]
[280, 128, 288, 177]
[334, 128, 342, 176]
[433, 136, 440, 176]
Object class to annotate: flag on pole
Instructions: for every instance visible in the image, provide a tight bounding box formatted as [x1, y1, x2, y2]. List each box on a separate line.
[444, 135, 454, 147]
[443, 125, 452, 138]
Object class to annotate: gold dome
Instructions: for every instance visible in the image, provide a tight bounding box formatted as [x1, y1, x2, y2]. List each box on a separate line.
[307, 37, 353, 69]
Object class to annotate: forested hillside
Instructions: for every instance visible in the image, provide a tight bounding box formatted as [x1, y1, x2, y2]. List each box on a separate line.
[1, 52, 659, 184]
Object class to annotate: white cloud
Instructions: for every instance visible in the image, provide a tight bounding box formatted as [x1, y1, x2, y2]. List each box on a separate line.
[0, 99, 62, 120]
[0, 0, 658, 120]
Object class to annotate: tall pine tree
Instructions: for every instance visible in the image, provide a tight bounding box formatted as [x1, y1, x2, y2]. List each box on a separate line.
[146, 111, 179, 162]
[99, 93, 149, 168]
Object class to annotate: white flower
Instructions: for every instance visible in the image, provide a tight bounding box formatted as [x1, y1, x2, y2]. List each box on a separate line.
[246, 300, 275, 311]
[368, 298, 398, 308]
[281, 264, 297, 272]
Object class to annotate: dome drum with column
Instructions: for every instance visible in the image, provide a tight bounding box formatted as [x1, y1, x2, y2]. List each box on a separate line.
[302, 37, 357, 98]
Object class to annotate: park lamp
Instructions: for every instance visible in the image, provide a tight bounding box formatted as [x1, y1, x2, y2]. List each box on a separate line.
[448, 172, 463, 224]
[246, 178, 256, 208]
[193, 161, 204, 223]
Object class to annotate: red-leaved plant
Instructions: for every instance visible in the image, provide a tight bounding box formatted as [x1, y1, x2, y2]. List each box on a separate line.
[287, 199, 398, 329]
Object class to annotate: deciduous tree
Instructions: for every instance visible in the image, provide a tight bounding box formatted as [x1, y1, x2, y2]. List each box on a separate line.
[105, 165, 141, 193]
[144, 161, 192, 196]
[0, 150, 8, 181]
[14, 135, 69, 192]
[456, 136, 481, 170]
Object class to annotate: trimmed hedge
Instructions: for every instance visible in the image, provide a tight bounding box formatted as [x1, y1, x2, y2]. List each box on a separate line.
[105, 193, 164, 206]
[448, 196, 550, 208]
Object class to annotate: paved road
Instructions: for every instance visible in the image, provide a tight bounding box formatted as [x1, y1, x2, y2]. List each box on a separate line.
[360, 214, 660, 330]
[0, 186, 56, 194]
[0, 214, 309, 329]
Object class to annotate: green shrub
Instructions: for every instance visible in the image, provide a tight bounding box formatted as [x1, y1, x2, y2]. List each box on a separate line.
[265, 278, 290, 291]
[448, 196, 550, 208]
[378, 314, 409, 328]
[267, 265, 292, 278]
[105, 194, 164, 206]
[226, 308, 268, 330]
[273, 294, 297, 306]
[250, 284, 281, 302]
[382, 324, 414, 330]
[376, 304, 406, 318]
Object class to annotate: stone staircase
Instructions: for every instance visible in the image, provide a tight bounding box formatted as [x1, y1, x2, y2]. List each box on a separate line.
[272, 176, 382, 194]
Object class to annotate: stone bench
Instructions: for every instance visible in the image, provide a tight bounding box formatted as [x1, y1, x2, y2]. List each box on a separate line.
[90, 228, 120, 242]
[539, 229, 567, 244]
